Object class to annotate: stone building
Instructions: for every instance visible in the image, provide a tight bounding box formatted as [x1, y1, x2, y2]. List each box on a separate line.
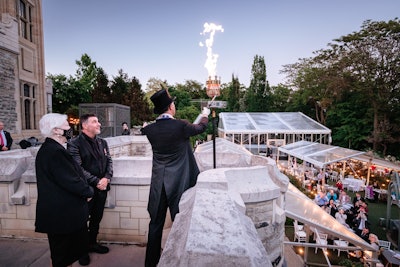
[0, 0, 49, 145]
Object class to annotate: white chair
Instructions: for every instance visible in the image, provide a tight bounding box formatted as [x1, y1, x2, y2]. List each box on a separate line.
[294, 230, 307, 242]
[348, 184, 357, 192]
[315, 232, 328, 254]
[293, 220, 307, 242]
[378, 240, 391, 250]
[333, 239, 349, 256]
[293, 220, 304, 231]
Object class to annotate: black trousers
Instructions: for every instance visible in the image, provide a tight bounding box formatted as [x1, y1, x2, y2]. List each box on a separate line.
[88, 189, 108, 244]
[145, 185, 169, 267]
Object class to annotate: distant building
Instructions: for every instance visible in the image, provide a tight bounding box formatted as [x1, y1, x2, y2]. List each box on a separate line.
[0, 0, 49, 144]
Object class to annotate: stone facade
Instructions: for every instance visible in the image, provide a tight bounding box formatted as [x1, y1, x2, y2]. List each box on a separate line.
[0, 0, 48, 143]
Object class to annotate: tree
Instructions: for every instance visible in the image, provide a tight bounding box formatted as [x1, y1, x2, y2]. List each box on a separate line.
[48, 74, 82, 114]
[92, 68, 111, 103]
[269, 84, 292, 112]
[226, 74, 241, 112]
[122, 77, 152, 125]
[329, 18, 400, 152]
[110, 69, 130, 104]
[245, 55, 269, 111]
[282, 18, 400, 157]
[75, 53, 100, 103]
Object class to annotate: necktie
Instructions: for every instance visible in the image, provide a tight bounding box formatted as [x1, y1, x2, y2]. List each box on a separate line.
[0, 133, 4, 146]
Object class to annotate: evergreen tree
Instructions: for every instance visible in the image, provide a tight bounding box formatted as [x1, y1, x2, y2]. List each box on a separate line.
[122, 77, 152, 125]
[227, 74, 241, 112]
[92, 68, 111, 103]
[245, 55, 269, 111]
[110, 70, 130, 104]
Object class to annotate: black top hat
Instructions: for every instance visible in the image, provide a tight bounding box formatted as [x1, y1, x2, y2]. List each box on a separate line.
[150, 89, 174, 114]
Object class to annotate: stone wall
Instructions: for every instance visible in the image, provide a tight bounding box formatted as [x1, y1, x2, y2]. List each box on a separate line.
[159, 165, 287, 267]
[0, 136, 156, 244]
[0, 14, 18, 132]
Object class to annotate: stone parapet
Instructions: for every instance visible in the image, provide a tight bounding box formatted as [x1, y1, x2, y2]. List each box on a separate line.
[159, 186, 271, 267]
[0, 136, 157, 244]
[160, 165, 286, 267]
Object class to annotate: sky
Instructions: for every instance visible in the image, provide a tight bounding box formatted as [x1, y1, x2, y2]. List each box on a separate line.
[42, 0, 399, 89]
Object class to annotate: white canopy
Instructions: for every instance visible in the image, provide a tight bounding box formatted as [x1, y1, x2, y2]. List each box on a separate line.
[278, 141, 365, 168]
[219, 112, 331, 134]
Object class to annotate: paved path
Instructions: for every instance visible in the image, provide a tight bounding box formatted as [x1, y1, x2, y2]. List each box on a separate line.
[0, 238, 146, 267]
[0, 235, 303, 267]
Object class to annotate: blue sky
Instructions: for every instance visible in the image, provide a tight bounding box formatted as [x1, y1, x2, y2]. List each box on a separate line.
[43, 0, 399, 89]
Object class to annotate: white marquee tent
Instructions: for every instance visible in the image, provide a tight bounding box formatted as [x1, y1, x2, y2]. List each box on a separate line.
[278, 140, 366, 169]
[218, 112, 331, 155]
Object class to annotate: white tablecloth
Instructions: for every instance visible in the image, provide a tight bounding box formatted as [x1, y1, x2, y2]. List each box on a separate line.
[344, 178, 364, 191]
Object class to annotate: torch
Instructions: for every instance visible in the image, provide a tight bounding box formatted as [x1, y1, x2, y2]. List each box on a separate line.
[207, 75, 221, 169]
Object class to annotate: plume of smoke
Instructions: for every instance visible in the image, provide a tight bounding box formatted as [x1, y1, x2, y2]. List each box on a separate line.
[199, 22, 224, 78]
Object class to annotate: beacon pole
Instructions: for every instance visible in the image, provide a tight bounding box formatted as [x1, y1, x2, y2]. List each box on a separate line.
[206, 76, 221, 169]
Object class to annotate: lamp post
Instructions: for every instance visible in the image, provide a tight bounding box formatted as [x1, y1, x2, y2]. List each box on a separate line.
[206, 76, 221, 169]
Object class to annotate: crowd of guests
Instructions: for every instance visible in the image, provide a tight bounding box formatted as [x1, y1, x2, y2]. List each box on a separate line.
[314, 190, 372, 235]
[313, 187, 382, 261]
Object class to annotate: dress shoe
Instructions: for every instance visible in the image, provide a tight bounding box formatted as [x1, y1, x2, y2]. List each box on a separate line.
[89, 243, 109, 254]
[78, 253, 90, 266]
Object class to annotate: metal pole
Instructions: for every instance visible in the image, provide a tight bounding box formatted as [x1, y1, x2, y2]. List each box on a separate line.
[212, 108, 216, 169]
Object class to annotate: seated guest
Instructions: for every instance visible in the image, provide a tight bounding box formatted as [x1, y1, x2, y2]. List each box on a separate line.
[327, 189, 338, 201]
[354, 209, 368, 235]
[327, 199, 338, 217]
[339, 190, 351, 206]
[358, 227, 370, 242]
[314, 191, 329, 207]
[353, 192, 365, 205]
[336, 180, 343, 191]
[360, 201, 369, 214]
[368, 234, 380, 250]
[335, 208, 350, 228]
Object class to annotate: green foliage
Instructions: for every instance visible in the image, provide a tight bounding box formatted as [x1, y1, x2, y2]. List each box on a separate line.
[245, 55, 269, 111]
[123, 77, 152, 125]
[226, 75, 241, 112]
[92, 68, 111, 102]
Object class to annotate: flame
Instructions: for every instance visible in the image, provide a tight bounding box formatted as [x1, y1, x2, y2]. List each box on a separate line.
[199, 22, 224, 78]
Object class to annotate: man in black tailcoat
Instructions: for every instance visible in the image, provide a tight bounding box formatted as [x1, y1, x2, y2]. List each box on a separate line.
[141, 88, 209, 267]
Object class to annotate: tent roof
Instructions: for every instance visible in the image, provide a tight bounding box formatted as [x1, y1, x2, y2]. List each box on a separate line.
[278, 141, 365, 168]
[219, 112, 331, 134]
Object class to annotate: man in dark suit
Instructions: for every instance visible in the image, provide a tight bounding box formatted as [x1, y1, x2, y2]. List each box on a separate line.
[0, 120, 13, 151]
[141, 88, 209, 267]
[68, 114, 113, 265]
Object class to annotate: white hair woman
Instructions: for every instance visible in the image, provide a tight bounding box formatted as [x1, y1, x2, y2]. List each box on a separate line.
[35, 113, 94, 267]
[368, 233, 380, 250]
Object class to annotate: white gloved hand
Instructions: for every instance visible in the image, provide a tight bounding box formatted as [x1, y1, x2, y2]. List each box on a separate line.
[202, 107, 211, 116]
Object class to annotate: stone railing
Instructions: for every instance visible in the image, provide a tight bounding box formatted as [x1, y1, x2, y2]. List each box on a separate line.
[0, 136, 288, 266]
[159, 165, 286, 267]
[0, 136, 156, 243]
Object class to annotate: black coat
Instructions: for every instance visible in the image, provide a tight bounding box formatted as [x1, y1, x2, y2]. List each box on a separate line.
[141, 116, 208, 220]
[67, 134, 113, 187]
[35, 138, 94, 234]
